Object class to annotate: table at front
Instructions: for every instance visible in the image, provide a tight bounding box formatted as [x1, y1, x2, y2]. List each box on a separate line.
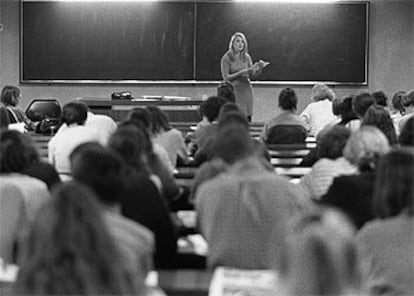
[80, 98, 204, 122]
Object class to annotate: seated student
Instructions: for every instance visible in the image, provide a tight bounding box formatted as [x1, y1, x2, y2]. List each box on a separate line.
[356, 148, 414, 296]
[371, 90, 388, 107]
[126, 107, 174, 172]
[389, 91, 407, 136]
[190, 96, 227, 158]
[300, 83, 337, 136]
[279, 208, 361, 296]
[195, 124, 306, 269]
[399, 116, 414, 147]
[48, 101, 101, 178]
[0, 130, 51, 224]
[399, 89, 414, 132]
[298, 126, 356, 200]
[336, 95, 359, 126]
[107, 125, 178, 268]
[70, 143, 154, 281]
[14, 182, 145, 295]
[0, 85, 38, 131]
[56, 101, 117, 145]
[146, 106, 189, 168]
[362, 105, 398, 145]
[217, 81, 236, 103]
[346, 92, 375, 131]
[261, 87, 307, 144]
[0, 103, 10, 129]
[0, 181, 27, 264]
[320, 126, 391, 229]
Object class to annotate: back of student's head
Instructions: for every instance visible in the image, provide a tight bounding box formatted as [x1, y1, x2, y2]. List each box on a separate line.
[217, 82, 236, 103]
[217, 102, 242, 122]
[218, 110, 249, 130]
[362, 105, 397, 145]
[317, 126, 351, 160]
[338, 96, 358, 123]
[127, 107, 151, 131]
[352, 92, 375, 118]
[282, 208, 360, 296]
[1, 85, 20, 106]
[0, 129, 39, 173]
[373, 148, 414, 218]
[15, 181, 139, 295]
[371, 90, 388, 107]
[399, 116, 414, 147]
[107, 125, 150, 175]
[202, 96, 227, 122]
[391, 91, 407, 114]
[343, 126, 390, 171]
[70, 142, 124, 205]
[403, 89, 414, 108]
[279, 87, 298, 111]
[61, 101, 88, 126]
[146, 105, 171, 135]
[213, 124, 254, 165]
[310, 83, 335, 102]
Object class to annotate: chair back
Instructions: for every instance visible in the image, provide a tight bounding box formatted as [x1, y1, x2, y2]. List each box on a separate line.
[25, 99, 61, 121]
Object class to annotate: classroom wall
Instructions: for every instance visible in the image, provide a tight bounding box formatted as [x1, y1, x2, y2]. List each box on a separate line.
[0, 0, 413, 122]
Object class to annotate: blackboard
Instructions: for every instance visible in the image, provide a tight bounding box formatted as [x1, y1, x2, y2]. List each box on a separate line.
[22, 1, 195, 81]
[196, 2, 368, 83]
[21, 1, 368, 84]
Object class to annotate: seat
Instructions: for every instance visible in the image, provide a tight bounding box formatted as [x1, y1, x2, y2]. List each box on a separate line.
[265, 125, 307, 145]
[25, 99, 62, 134]
[25, 99, 61, 121]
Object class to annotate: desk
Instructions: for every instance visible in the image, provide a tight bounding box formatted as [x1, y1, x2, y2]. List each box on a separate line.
[80, 98, 203, 122]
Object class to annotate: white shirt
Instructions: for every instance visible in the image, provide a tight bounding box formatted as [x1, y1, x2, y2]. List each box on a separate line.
[48, 124, 101, 175]
[300, 99, 337, 136]
[85, 112, 117, 145]
[153, 128, 188, 168]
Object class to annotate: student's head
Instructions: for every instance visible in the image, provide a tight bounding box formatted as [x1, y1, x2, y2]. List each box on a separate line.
[402, 89, 414, 112]
[332, 97, 343, 116]
[202, 96, 227, 122]
[317, 126, 351, 160]
[117, 120, 154, 158]
[229, 32, 248, 56]
[1, 85, 20, 107]
[218, 103, 243, 122]
[213, 124, 254, 165]
[127, 107, 151, 131]
[352, 92, 375, 118]
[310, 83, 335, 102]
[107, 125, 150, 174]
[0, 129, 40, 173]
[399, 116, 414, 147]
[146, 105, 171, 135]
[343, 126, 390, 171]
[338, 96, 358, 123]
[371, 90, 388, 107]
[278, 88, 298, 111]
[282, 209, 360, 296]
[15, 181, 139, 295]
[391, 91, 407, 114]
[0, 104, 10, 128]
[361, 105, 397, 145]
[217, 82, 236, 103]
[373, 148, 414, 218]
[70, 142, 124, 206]
[218, 110, 249, 130]
[61, 101, 88, 126]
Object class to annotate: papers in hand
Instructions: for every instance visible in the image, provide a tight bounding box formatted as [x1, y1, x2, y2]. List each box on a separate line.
[208, 267, 279, 296]
[253, 60, 270, 72]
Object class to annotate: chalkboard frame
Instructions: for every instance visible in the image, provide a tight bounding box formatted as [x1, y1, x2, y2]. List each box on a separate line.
[20, 0, 369, 85]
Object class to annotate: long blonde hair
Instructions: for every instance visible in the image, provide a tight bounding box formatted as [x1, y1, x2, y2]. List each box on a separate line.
[227, 32, 249, 62]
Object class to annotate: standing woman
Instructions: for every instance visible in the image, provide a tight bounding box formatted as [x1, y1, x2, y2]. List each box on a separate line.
[221, 32, 264, 121]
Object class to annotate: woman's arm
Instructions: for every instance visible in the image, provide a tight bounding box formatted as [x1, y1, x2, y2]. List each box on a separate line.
[220, 54, 251, 82]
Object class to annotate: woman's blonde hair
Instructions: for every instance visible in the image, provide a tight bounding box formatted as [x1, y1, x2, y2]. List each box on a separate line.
[343, 126, 390, 170]
[228, 32, 249, 61]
